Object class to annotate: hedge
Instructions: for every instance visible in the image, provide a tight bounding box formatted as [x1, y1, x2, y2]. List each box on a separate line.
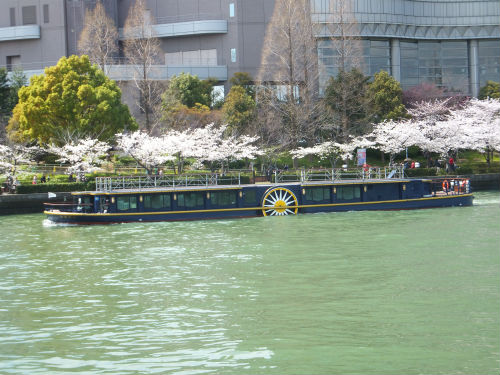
[404, 168, 437, 177]
[16, 182, 93, 194]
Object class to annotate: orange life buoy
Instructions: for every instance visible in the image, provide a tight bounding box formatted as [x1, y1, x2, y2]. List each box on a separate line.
[442, 180, 449, 191]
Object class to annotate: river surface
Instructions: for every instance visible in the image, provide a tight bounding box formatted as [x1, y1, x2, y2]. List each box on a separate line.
[0, 191, 499, 374]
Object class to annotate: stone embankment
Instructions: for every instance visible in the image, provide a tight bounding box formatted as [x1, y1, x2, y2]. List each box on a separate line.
[0, 174, 498, 215]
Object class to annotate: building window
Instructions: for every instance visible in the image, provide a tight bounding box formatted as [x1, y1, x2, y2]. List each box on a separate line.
[165, 49, 217, 66]
[311, 0, 331, 13]
[231, 48, 237, 63]
[317, 39, 391, 94]
[6, 56, 21, 72]
[478, 40, 500, 89]
[400, 40, 469, 94]
[22, 6, 37, 25]
[229, 3, 235, 17]
[10, 8, 16, 26]
[43, 4, 49, 23]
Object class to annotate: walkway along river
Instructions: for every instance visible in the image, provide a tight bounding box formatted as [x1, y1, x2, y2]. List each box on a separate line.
[0, 191, 498, 374]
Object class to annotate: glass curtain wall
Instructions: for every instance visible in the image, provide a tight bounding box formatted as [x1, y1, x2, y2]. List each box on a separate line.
[478, 40, 500, 88]
[400, 40, 470, 94]
[317, 39, 391, 94]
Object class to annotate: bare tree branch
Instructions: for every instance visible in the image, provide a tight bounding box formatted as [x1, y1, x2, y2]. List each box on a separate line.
[77, 1, 118, 74]
[256, 0, 324, 154]
[122, 0, 163, 132]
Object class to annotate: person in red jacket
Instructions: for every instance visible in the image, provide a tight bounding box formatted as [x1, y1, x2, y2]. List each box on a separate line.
[448, 157, 455, 172]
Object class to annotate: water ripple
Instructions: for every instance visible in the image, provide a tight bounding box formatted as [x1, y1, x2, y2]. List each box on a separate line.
[0, 192, 498, 374]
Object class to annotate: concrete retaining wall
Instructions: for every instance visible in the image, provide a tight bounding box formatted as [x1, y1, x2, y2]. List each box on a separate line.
[465, 173, 500, 191]
[0, 192, 72, 215]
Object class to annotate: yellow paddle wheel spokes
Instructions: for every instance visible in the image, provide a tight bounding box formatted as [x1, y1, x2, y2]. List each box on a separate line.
[261, 187, 298, 216]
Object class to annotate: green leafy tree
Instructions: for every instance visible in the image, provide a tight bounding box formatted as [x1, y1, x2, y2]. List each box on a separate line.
[1, 68, 26, 138]
[479, 81, 500, 100]
[222, 85, 256, 135]
[368, 70, 407, 122]
[161, 73, 219, 130]
[163, 73, 212, 109]
[0, 68, 26, 117]
[229, 72, 255, 98]
[7, 69, 27, 111]
[323, 68, 371, 141]
[7, 55, 136, 145]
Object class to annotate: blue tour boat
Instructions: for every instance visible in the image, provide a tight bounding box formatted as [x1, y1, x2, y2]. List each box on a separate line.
[44, 167, 473, 224]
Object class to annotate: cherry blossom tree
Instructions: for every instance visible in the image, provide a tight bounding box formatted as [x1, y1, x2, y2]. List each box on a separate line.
[406, 98, 454, 122]
[0, 143, 37, 178]
[291, 137, 374, 167]
[367, 98, 500, 167]
[115, 132, 175, 175]
[437, 98, 500, 165]
[49, 138, 110, 180]
[161, 130, 197, 174]
[189, 124, 261, 172]
[116, 124, 262, 174]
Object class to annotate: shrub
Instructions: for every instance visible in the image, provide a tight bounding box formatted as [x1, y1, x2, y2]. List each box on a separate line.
[456, 166, 474, 175]
[16, 182, 93, 194]
[405, 168, 437, 177]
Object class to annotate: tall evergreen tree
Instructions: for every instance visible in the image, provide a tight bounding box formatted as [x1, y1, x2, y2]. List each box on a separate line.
[323, 68, 371, 141]
[368, 70, 407, 122]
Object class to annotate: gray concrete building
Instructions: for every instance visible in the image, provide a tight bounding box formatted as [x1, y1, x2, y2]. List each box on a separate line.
[1, 0, 499, 98]
[0, 0, 67, 77]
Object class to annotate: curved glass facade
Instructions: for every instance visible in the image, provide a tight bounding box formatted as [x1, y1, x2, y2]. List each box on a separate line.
[312, 0, 500, 96]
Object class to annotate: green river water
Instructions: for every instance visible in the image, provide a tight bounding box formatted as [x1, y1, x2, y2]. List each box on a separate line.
[0, 191, 499, 374]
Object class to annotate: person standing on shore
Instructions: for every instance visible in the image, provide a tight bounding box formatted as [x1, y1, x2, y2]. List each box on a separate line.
[449, 157, 455, 172]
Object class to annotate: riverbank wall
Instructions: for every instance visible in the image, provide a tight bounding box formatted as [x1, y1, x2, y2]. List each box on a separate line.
[0, 174, 498, 215]
[464, 173, 500, 191]
[0, 192, 72, 215]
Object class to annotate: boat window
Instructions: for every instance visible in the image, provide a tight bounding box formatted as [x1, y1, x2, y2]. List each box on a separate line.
[144, 194, 171, 209]
[211, 191, 237, 207]
[336, 186, 361, 201]
[177, 192, 204, 209]
[243, 189, 256, 204]
[305, 187, 330, 202]
[117, 196, 137, 211]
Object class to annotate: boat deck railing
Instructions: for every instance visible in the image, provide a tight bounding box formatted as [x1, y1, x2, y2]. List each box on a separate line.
[94, 166, 405, 192]
[275, 166, 405, 183]
[95, 174, 242, 192]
